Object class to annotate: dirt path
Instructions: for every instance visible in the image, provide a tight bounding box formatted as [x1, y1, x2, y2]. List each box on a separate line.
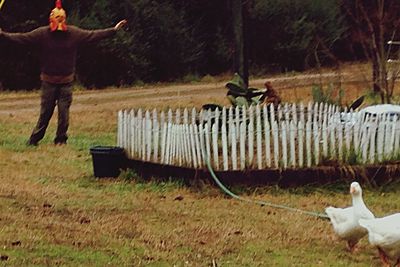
[0, 69, 369, 117]
[0, 81, 230, 116]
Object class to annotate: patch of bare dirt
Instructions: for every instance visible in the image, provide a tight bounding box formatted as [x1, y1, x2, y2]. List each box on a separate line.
[0, 63, 375, 118]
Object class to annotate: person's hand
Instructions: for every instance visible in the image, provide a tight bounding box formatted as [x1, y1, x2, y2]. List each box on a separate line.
[114, 20, 127, 30]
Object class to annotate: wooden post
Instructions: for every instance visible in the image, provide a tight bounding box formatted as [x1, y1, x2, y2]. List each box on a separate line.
[231, 0, 249, 86]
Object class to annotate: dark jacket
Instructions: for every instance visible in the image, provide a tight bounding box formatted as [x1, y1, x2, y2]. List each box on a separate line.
[0, 25, 116, 82]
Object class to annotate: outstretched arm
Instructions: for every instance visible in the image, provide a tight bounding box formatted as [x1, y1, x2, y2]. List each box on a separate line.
[0, 27, 43, 45]
[78, 19, 128, 44]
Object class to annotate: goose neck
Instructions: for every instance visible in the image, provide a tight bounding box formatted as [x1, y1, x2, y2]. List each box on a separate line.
[352, 194, 364, 207]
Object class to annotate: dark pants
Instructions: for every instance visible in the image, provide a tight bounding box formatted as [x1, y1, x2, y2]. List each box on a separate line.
[29, 81, 73, 145]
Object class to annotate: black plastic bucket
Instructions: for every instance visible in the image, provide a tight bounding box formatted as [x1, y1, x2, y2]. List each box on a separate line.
[90, 146, 126, 178]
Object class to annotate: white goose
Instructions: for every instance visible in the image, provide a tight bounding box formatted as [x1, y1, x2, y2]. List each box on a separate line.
[359, 213, 400, 267]
[325, 181, 375, 252]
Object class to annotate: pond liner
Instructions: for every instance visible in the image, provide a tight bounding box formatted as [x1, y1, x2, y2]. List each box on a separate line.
[124, 158, 400, 187]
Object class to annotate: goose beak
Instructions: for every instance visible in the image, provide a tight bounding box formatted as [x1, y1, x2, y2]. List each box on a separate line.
[350, 187, 355, 194]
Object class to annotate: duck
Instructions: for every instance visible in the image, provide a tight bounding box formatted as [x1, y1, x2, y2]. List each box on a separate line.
[359, 213, 400, 267]
[325, 181, 375, 252]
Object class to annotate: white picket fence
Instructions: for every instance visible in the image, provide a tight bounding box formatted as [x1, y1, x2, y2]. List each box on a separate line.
[117, 102, 400, 171]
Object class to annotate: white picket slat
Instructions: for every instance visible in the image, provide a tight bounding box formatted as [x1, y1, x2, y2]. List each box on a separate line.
[212, 123, 219, 170]
[160, 123, 167, 164]
[221, 122, 228, 171]
[240, 122, 246, 170]
[306, 120, 312, 167]
[289, 121, 296, 168]
[369, 121, 377, 164]
[199, 123, 206, 167]
[194, 124, 202, 168]
[230, 122, 238, 170]
[256, 105, 262, 170]
[298, 121, 304, 168]
[272, 121, 279, 169]
[185, 123, 192, 166]
[281, 121, 288, 169]
[117, 104, 400, 170]
[263, 105, 271, 168]
[205, 123, 211, 164]
[248, 106, 254, 167]
[117, 110, 123, 147]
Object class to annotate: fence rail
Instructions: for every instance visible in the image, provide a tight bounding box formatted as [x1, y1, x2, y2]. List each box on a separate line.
[117, 103, 400, 171]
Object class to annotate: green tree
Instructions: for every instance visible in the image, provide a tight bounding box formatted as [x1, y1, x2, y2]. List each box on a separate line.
[249, 0, 346, 72]
[71, 0, 206, 86]
[0, 0, 349, 90]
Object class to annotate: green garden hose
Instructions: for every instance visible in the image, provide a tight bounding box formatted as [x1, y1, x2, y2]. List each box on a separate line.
[204, 157, 330, 220]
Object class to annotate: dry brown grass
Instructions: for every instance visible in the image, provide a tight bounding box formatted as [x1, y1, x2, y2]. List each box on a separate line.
[0, 64, 399, 266]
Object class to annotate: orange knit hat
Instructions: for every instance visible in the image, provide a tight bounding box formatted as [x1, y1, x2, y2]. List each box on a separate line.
[49, 0, 67, 31]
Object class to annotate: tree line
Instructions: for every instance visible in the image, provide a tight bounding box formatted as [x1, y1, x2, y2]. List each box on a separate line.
[0, 0, 399, 94]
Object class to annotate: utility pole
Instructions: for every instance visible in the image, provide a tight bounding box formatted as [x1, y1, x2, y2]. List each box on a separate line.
[231, 0, 249, 87]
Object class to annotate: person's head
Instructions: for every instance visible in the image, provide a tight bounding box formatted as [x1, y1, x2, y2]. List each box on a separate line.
[49, 0, 67, 32]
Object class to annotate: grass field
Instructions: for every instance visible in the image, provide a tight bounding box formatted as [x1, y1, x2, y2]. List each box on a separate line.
[1, 66, 400, 266]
